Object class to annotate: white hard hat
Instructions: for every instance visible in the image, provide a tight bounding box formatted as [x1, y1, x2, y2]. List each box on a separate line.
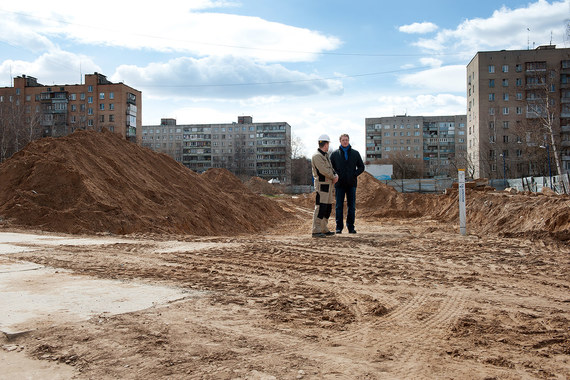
[318, 134, 330, 142]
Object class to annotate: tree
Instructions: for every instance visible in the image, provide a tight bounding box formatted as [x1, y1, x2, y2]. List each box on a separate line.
[386, 151, 422, 179]
[524, 65, 563, 176]
[0, 97, 42, 163]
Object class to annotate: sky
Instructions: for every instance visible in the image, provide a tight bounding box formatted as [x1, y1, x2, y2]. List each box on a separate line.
[0, 0, 569, 157]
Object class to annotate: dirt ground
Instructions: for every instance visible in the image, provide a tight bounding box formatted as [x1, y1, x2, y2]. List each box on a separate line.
[1, 209, 569, 380]
[0, 131, 569, 379]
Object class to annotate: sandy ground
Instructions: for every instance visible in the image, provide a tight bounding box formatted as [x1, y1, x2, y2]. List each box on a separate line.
[1, 205, 568, 380]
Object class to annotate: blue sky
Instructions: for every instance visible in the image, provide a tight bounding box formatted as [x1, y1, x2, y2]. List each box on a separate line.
[1, 0, 568, 156]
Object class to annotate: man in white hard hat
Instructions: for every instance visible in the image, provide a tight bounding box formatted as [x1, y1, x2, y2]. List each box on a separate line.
[311, 134, 338, 237]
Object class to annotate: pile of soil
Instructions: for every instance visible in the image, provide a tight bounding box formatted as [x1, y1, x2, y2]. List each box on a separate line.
[356, 172, 570, 242]
[244, 177, 283, 195]
[0, 130, 291, 235]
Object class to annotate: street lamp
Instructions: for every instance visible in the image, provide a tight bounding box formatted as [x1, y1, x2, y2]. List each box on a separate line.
[539, 144, 553, 189]
[499, 153, 507, 188]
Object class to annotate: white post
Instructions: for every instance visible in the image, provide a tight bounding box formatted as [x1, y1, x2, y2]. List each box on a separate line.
[458, 169, 466, 236]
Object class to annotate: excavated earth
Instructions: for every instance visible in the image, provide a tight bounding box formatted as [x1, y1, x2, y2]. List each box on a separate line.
[0, 131, 568, 379]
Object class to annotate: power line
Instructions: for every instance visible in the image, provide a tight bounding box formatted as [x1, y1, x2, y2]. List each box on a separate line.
[140, 66, 434, 88]
[0, 8, 455, 58]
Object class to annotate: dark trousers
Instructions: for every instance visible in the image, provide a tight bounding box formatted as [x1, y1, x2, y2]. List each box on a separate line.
[335, 186, 356, 231]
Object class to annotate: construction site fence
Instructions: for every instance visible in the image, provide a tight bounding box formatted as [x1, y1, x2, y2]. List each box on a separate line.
[489, 173, 570, 194]
[284, 173, 570, 195]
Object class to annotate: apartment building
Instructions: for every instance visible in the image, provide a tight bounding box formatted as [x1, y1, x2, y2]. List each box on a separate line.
[0, 73, 142, 143]
[365, 115, 467, 177]
[466, 45, 570, 179]
[142, 116, 292, 183]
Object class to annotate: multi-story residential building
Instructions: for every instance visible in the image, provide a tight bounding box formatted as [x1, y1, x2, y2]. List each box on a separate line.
[142, 116, 292, 183]
[365, 115, 467, 177]
[467, 45, 570, 179]
[0, 73, 142, 143]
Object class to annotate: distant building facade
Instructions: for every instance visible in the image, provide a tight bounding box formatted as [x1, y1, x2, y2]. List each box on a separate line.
[142, 116, 292, 183]
[365, 115, 467, 177]
[0, 73, 142, 143]
[467, 45, 570, 179]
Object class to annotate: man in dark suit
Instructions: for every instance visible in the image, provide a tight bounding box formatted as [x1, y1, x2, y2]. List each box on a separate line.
[330, 134, 365, 234]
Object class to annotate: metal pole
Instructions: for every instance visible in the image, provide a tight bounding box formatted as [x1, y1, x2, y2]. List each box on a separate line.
[547, 144, 553, 190]
[458, 169, 466, 236]
[501, 154, 507, 188]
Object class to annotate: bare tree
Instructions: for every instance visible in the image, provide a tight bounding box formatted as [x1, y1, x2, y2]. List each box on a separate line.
[0, 97, 42, 163]
[524, 65, 563, 176]
[290, 133, 305, 159]
[387, 151, 423, 179]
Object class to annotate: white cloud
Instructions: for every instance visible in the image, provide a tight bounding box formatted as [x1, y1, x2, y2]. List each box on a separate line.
[0, 1, 341, 63]
[411, 0, 569, 55]
[0, 50, 100, 87]
[375, 94, 466, 116]
[419, 57, 442, 68]
[398, 65, 466, 93]
[111, 56, 344, 99]
[399, 22, 438, 34]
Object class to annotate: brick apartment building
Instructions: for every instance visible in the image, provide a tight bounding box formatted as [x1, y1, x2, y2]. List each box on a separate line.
[142, 116, 292, 184]
[365, 115, 467, 177]
[467, 45, 570, 179]
[0, 72, 142, 143]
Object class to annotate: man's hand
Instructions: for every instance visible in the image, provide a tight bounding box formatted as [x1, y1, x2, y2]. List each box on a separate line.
[333, 174, 339, 184]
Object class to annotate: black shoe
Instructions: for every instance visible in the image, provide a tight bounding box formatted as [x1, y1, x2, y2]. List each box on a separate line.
[335, 229, 342, 234]
[312, 233, 326, 238]
[325, 231, 335, 236]
[348, 229, 357, 234]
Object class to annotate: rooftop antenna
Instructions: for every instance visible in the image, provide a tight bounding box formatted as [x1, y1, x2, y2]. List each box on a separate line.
[550, 30, 553, 45]
[527, 28, 530, 50]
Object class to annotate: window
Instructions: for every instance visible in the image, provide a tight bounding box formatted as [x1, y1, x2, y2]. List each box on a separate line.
[516, 92, 523, 100]
[109, 103, 114, 110]
[109, 115, 114, 122]
[489, 93, 495, 101]
[516, 107, 522, 115]
[502, 65, 508, 73]
[99, 103, 105, 110]
[503, 135, 509, 143]
[80, 93, 85, 100]
[88, 119, 94, 126]
[88, 107, 93, 115]
[88, 96, 93, 104]
[515, 64, 522, 72]
[489, 79, 495, 88]
[99, 93, 105, 99]
[109, 92, 114, 99]
[490, 135, 496, 143]
[489, 107, 495, 115]
[489, 121, 495, 129]
[503, 107, 509, 115]
[516, 78, 522, 86]
[503, 93, 509, 101]
[502, 150, 508, 158]
[88, 85, 93, 92]
[502, 79, 508, 87]
[100, 115, 105, 122]
[488, 65, 495, 73]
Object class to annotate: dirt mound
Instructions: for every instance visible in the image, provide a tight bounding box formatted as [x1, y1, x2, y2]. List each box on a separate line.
[0, 130, 291, 235]
[357, 172, 441, 218]
[244, 177, 283, 195]
[356, 172, 570, 242]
